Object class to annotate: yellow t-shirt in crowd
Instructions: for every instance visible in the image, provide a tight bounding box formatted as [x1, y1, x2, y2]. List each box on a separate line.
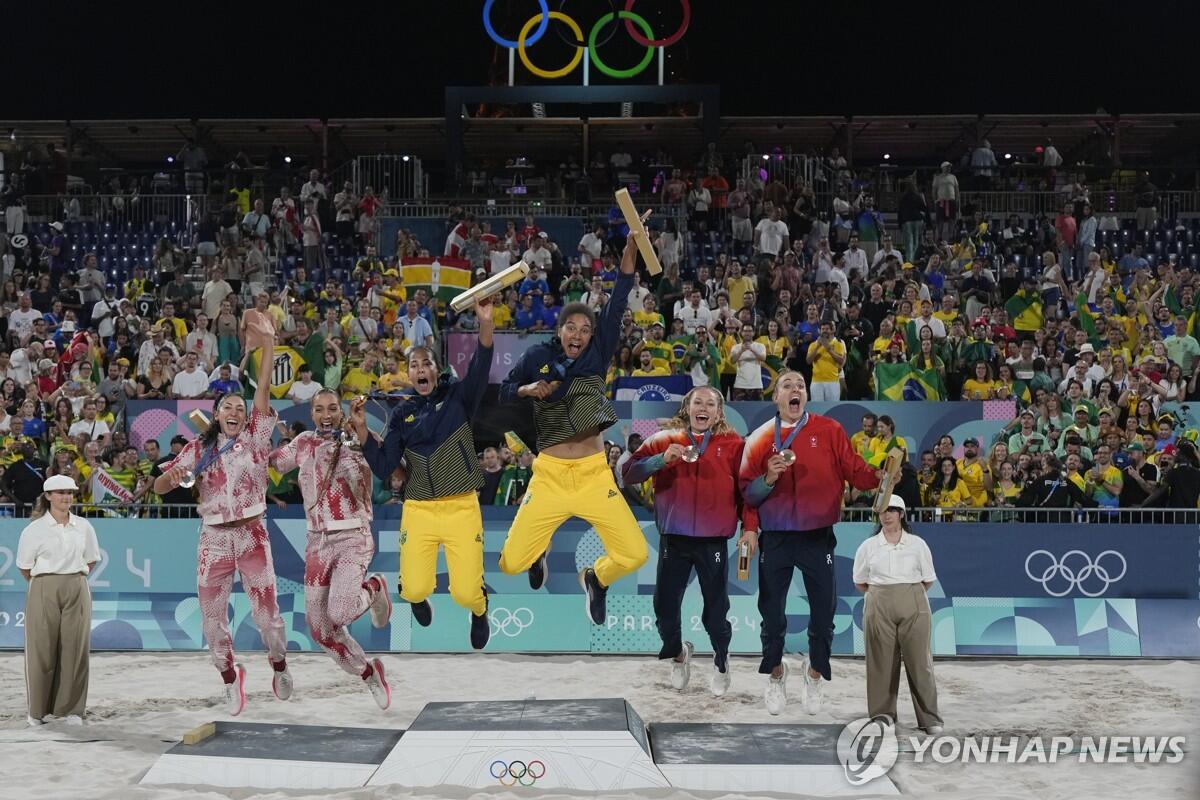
[492, 304, 514, 329]
[379, 370, 411, 393]
[156, 316, 188, 342]
[726, 276, 756, 307]
[757, 335, 790, 360]
[341, 368, 378, 399]
[634, 310, 664, 329]
[807, 338, 846, 383]
[956, 458, 989, 506]
[961, 379, 996, 400]
[631, 366, 671, 378]
[933, 309, 960, 327]
[872, 336, 903, 359]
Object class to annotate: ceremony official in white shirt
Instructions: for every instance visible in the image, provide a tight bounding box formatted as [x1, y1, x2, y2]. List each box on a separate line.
[853, 494, 943, 734]
[16, 475, 99, 727]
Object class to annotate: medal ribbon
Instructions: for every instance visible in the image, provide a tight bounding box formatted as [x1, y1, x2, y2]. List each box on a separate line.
[686, 428, 712, 457]
[773, 412, 809, 453]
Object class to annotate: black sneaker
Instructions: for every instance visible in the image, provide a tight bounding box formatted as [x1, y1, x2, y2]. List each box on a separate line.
[578, 568, 607, 625]
[411, 599, 434, 627]
[470, 589, 490, 650]
[528, 551, 549, 590]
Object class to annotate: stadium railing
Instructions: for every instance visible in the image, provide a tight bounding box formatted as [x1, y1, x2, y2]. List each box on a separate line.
[0, 503, 1189, 523]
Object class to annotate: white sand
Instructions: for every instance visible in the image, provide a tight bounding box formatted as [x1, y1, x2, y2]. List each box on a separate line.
[0, 652, 1197, 800]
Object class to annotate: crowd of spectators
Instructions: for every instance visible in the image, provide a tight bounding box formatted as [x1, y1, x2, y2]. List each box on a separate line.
[0, 139, 1196, 517]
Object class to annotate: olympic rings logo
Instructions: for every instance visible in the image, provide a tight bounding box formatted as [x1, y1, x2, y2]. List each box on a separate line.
[1024, 549, 1128, 597]
[489, 606, 534, 637]
[482, 0, 691, 80]
[491, 759, 547, 786]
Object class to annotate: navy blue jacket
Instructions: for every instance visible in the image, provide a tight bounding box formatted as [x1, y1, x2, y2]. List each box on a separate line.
[500, 271, 633, 449]
[363, 342, 493, 500]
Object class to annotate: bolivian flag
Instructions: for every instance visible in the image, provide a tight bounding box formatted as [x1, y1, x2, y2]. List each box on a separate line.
[1004, 289, 1043, 333]
[401, 257, 472, 305]
[873, 362, 946, 401]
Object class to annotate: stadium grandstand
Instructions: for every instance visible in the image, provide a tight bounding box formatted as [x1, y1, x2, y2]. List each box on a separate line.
[2, 6, 1199, 800]
[1, 107, 1199, 520]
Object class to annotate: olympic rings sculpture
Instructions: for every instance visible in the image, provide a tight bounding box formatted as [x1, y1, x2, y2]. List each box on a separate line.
[490, 759, 547, 786]
[482, 0, 691, 80]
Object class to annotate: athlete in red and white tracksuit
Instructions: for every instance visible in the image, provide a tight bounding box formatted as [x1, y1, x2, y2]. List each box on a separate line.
[156, 310, 291, 715]
[160, 404, 289, 698]
[269, 392, 393, 708]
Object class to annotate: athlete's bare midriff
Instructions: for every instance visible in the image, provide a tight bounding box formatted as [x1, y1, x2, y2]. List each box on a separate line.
[541, 428, 605, 459]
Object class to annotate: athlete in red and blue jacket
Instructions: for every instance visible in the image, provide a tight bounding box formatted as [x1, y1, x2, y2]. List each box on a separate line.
[622, 385, 758, 698]
[738, 370, 880, 716]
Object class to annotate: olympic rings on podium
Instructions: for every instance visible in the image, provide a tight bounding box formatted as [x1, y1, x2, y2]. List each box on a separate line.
[490, 759, 547, 786]
[488, 0, 691, 80]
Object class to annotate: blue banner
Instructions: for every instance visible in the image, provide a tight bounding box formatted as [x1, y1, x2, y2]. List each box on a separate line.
[614, 376, 693, 402]
[2, 511, 1197, 657]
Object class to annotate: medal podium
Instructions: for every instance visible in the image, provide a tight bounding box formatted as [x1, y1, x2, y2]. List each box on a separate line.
[140, 698, 898, 795]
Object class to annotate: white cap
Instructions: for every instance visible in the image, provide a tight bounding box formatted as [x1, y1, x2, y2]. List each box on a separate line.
[883, 494, 906, 513]
[43, 474, 79, 492]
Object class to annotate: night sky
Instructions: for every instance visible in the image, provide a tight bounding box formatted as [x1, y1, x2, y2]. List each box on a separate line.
[9, 0, 1193, 120]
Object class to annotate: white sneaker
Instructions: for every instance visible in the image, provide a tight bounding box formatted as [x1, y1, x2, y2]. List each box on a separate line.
[272, 662, 294, 701]
[26, 715, 43, 727]
[365, 658, 391, 710]
[710, 664, 731, 697]
[925, 725, 944, 735]
[669, 641, 694, 691]
[366, 573, 392, 628]
[764, 661, 789, 715]
[800, 656, 822, 714]
[224, 663, 247, 716]
[64, 715, 83, 726]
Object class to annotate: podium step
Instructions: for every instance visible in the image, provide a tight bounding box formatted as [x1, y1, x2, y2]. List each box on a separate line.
[140, 721, 403, 789]
[368, 698, 668, 790]
[649, 722, 899, 795]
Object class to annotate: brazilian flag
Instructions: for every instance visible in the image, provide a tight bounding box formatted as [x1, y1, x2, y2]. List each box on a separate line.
[1004, 289, 1043, 333]
[1012, 379, 1033, 406]
[864, 434, 907, 468]
[761, 355, 784, 394]
[668, 335, 691, 366]
[1075, 292, 1099, 342]
[873, 362, 946, 401]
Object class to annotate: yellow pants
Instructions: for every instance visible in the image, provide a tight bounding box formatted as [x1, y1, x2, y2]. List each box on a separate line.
[399, 492, 487, 616]
[499, 451, 648, 587]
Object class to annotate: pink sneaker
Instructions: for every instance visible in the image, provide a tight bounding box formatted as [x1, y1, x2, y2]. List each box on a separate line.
[365, 658, 391, 710]
[224, 663, 247, 716]
[366, 573, 392, 628]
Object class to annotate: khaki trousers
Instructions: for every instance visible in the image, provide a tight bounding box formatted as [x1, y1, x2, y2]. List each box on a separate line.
[862, 582, 942, 729]
[25, 573, 91, 720]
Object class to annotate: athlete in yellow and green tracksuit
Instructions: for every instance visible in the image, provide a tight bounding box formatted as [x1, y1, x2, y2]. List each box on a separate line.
[355, 299, 495, 650]
[498, 235, 649, 625]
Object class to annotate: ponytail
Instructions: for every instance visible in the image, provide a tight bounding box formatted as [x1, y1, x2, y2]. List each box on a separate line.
[30, 493, 49, 520]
